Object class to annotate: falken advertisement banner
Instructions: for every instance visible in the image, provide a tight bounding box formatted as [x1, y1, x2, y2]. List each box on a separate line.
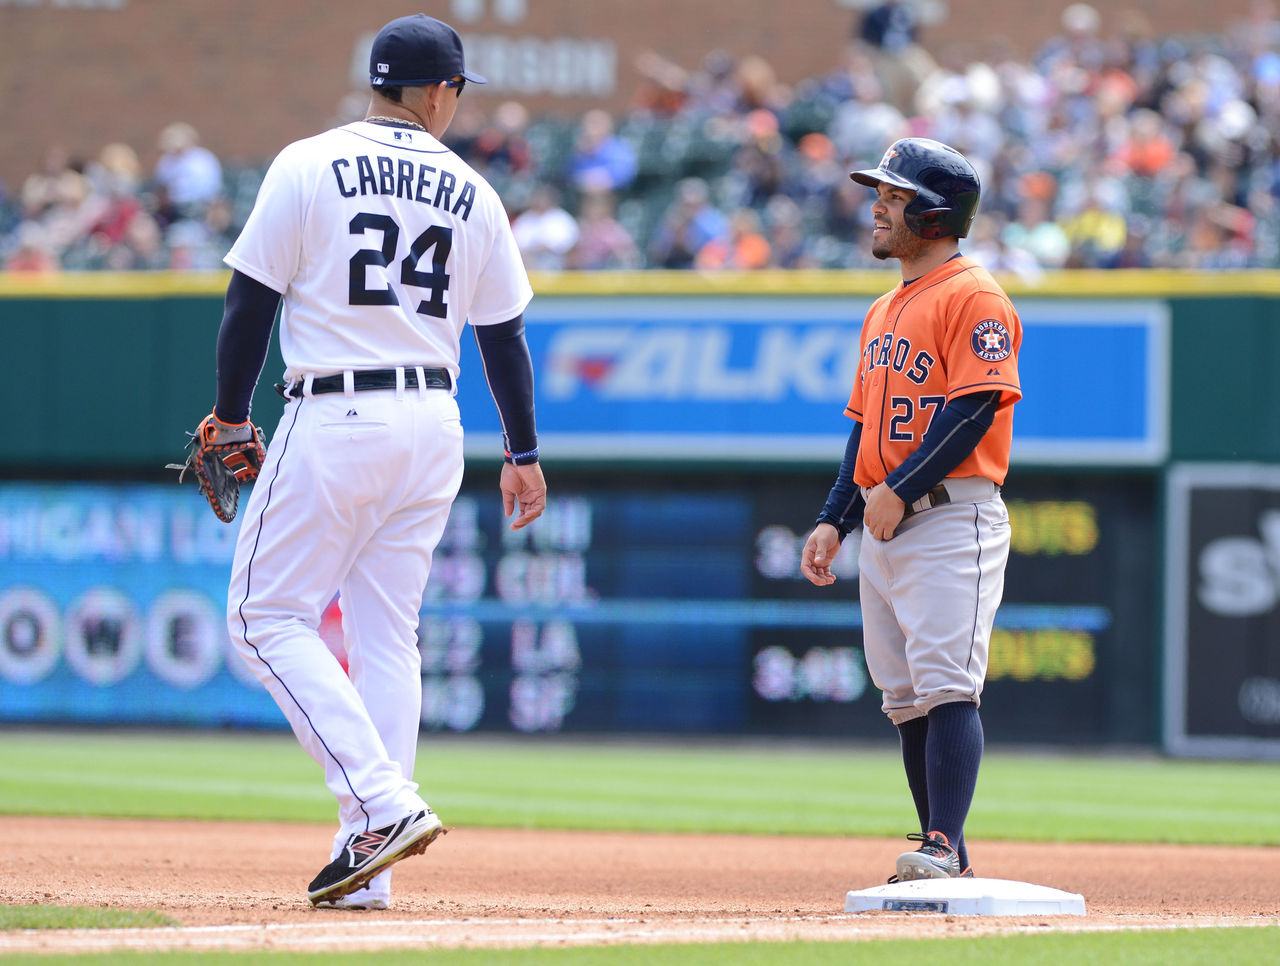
[454, 296, 1169, 466]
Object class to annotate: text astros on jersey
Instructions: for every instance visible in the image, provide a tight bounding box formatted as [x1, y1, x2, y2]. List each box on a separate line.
[846, 255, 1023, 487]
[860, 331, 936, 385]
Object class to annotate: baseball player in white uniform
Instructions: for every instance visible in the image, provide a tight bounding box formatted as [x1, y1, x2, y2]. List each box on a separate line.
[207, 14, 546, 908]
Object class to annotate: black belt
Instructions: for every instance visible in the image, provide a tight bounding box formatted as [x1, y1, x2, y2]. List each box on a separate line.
[275, 367, 451, 399]
[901, 483, 951, 518]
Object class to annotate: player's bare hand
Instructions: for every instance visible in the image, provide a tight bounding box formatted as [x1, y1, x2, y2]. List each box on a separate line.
[863, 482, 905, 541]
[801, 523, 841, 586]
[500, 461, 547, 530]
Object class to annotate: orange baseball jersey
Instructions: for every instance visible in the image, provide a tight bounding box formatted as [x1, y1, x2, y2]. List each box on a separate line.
[846, 255, 1022, 486]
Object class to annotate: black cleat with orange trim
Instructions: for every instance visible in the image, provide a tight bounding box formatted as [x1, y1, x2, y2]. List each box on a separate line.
[308, 809, 444, 907]
[894, 830, 962, 881]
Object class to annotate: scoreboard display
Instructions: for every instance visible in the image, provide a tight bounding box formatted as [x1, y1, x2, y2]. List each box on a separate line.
[0, 473, 1159, 743]
[414, 471, 1159, 743]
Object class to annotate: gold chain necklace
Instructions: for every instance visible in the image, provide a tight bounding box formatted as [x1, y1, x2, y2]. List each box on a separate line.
[365, 116, 427, 132]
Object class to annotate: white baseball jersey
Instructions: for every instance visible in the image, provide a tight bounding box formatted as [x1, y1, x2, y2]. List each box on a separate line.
[225, 120, 532, 382]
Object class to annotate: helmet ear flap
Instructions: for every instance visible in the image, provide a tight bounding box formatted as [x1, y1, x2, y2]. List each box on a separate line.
[903, 188, 979, 239]
[904, 205, 951, 240]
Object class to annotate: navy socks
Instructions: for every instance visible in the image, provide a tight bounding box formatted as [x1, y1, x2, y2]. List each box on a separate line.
[897, 701, 984, 870]
[897, 715, 930, 832]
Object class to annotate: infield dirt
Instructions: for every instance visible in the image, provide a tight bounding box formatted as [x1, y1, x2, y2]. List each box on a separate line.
[2, 816, 1277, 953]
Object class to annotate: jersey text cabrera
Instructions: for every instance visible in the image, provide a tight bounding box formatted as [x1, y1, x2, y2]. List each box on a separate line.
[331, 155, 477, 219]
[225, 121, 531, 380]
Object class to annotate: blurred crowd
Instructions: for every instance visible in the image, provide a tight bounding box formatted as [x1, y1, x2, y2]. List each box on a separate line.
[3, 2, 1280, 277]
[1, 122, 234, 273]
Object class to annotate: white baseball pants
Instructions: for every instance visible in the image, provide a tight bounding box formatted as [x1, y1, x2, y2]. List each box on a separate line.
[227, 384, 463, 835]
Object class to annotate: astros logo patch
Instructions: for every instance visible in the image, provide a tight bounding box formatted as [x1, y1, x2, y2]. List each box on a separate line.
[971, 319, 1011, 362]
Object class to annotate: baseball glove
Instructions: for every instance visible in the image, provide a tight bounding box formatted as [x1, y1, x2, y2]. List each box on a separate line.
[167, 413, 267, 523]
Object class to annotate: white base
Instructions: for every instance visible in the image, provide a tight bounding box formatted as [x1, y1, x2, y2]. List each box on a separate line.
[844, 877, 1086, 916]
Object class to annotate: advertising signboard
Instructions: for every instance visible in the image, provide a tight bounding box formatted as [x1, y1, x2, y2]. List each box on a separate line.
[1164, 464, 1280, 759]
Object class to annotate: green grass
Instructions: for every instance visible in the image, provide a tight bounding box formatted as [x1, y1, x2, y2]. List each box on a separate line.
[1, 731, 1276, 961]
[0, 906, 175, 930]
[0, 730, 1277, 845]
[0, 928, 1277, 965]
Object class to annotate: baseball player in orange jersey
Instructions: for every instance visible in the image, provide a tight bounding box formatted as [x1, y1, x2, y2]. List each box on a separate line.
[801, 138, 1022, 883]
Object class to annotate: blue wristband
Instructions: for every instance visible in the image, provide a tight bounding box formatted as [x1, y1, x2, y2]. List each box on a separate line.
[505, 447, 539, 465]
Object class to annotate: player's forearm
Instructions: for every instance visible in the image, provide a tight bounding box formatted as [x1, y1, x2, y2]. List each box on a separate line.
[885, 390, 1000, 503]
[214, 270, 282, 424]
[472, 314, 538, 462]
[816, 421, 866, 538]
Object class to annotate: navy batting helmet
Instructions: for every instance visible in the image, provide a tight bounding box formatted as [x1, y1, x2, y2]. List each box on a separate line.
[850, 138, 981, 239]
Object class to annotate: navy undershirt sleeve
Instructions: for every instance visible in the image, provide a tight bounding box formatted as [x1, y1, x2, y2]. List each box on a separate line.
[816, 421, 866, 539]
[885, 390, 1001, 504]
[472, 314, 538, 458]
[214, 270, 282, 424]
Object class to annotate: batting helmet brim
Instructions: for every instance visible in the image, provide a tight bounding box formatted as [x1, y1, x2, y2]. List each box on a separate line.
[850, 168, 918, 191]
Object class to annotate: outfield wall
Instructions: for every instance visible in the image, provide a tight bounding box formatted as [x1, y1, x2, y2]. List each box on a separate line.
[0, 270, 1276, 756]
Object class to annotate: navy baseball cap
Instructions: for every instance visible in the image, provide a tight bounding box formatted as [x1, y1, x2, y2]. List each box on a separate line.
[369, 14, 487, 87]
